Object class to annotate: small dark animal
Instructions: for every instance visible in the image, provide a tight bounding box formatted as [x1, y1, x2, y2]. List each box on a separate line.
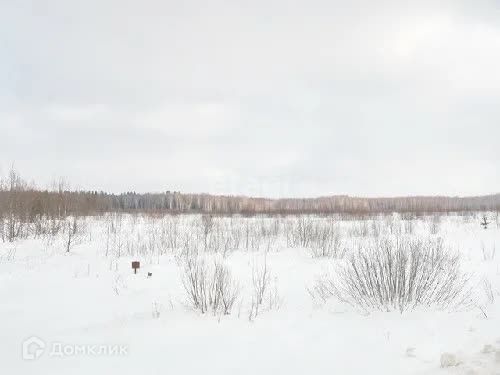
[147, 272, 153, 278]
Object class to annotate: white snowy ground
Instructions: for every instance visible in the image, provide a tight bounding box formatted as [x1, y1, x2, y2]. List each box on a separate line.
[1, 214, 499, 375]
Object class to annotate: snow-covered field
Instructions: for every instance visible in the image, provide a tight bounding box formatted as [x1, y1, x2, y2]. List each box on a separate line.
[1, 213, 500, 374]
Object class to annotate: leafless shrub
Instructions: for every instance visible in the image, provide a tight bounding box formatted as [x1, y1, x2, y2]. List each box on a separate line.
[348, 221, 371, 237]
[201, 214, 214, 251]
[0, 245, 16, 263]
[266, 277, 281, 311]
[251, 257, 270, 314]
[461, 213, 472, 223]
[384, 215, 402, 236]
[103, 213, 124, 257]
[309, 225, 345, 258]
[181, 256, 209, 313]
[311, 236, 472, 313]
[283, 217, 347, 257]
[429, 215, 441, 235]
[249, 256, 281, 320]
[482, 278, 495, 304]
[229, 218, 242, 247]
[193, 215, 248, 255]
[181, 256, 240, 315]
[112, 273, 127, 295]
[213, 261, 240, 314]
[403, 217, 414, 235]
[371, 219, 382, 237]
[164, 216, 180, 250]
[288, 216, 315, 247]
[401, 212, 416, 221]
[152, 301, 163, 319]
[481, 242, 496, 261]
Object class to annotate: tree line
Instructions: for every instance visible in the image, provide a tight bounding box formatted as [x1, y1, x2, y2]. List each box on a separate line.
[1, 169, 499, 224]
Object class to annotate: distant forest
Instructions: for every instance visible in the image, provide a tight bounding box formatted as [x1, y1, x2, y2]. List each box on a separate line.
[1, 169, 499, 220]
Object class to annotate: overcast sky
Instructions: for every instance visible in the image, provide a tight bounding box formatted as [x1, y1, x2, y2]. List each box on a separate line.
[1, 0, 499, 197]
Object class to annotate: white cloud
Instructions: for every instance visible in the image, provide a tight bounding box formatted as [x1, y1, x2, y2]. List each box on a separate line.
[1, 0, 499, 196]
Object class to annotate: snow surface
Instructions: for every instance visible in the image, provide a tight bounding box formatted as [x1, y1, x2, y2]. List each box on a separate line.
[1, 214, 499, 374]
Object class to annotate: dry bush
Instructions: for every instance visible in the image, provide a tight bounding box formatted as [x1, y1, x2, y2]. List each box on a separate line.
[286, 216, 337, 247]
[112, 273, 127, 295]
[63, 216, 86, 252]
[429, 215, 441, 235]
[248, 256, 281, 320]
[482, 278, 495, 305]
[384, 216, 402, 236]
[103, 213, 125, 257]
[201, 214, 214, 251]
[403, 218, 414, 235]
[151, 301, 162, 319]
[181, 256, 240, 315]
[163, 216, 180, 250]
[287, 216, 315, 247]
[308, 225, 345, 258]
[371, 219, 382, 237]
[311, 236, 472, 313]
[251, 257, 270, 314]
[481, 242, 496, 261]
[284, 216, 346, 258]
[195, 215, 253, 254]
[348, 221, 371, 238]
[0, 245, 16, 263]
